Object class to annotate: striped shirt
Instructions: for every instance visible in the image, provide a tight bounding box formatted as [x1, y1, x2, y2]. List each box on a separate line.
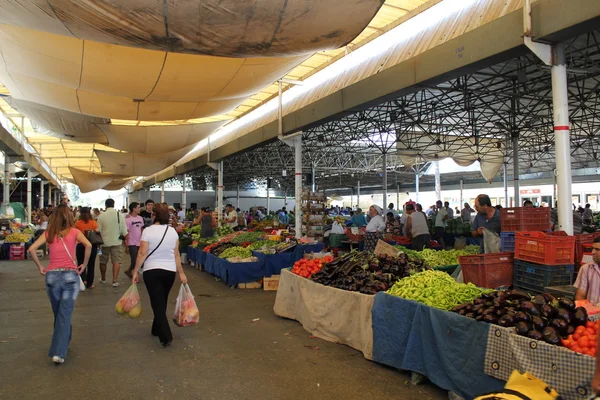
[574, 262, 600, 305]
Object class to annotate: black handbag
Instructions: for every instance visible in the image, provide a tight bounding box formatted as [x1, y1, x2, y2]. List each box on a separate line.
[86, 230, 104, 245]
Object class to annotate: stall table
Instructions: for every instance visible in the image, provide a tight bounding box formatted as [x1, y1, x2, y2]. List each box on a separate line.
[203, 252, 265, 286]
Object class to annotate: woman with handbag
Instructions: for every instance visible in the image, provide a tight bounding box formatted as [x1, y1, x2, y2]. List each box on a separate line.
[132, 203, 187, 347]
[74, 207, 102, 288]
[28, 204, 92, 364]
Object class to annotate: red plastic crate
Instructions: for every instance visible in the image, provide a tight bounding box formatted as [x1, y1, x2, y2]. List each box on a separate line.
[575, 233, 600, 265]
[458, 252, 514, 288]
[345, 227, 365, 243]
[514, 231, 575, 265]
[500, 207, 551, 232]
[9, 244, 25, 260]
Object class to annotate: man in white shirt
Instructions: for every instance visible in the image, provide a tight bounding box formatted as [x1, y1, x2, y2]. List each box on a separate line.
[224, 204, 238, 229]
[177, 207, 186, 222]
[434, 200, 448, 249]
[97, 198, 128, 287]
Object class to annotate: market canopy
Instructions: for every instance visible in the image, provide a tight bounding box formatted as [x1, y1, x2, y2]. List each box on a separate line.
[0, 24, 308, 120]
[0, 0, 385, 58]
[68, 167, 131, 193]
[4, 97, 229, 153]
[95, 145, 195, 177]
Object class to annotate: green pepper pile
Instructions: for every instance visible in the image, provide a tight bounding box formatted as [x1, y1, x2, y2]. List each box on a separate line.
[386, 270, 489, 310]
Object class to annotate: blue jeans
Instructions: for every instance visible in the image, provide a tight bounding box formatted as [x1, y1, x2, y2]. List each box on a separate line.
[45, 270, 80, 358]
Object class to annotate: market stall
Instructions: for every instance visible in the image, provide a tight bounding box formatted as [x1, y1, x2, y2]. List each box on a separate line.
[203, 252, 265, 286]
[274, 268, 375, 359]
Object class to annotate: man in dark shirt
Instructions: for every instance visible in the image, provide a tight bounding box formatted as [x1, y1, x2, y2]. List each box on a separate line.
[140, 199, 154, 228]
[471, 194, 502, 252]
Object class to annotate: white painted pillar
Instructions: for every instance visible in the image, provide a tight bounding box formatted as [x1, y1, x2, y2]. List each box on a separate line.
[311, 163, 316, 192]
[39, 180, 45, 209]
[3, 154, 10, 212]
[160, 182, 165, 203]
[357, 180, 361, 209]
[217, 161, 223, 226]
[434, 160, 441, 201]
[236, 183, 240, 209]
[181, 173, 187, 214]
[513, 135, 520, 207]
[47, 183, 52, 207]
[396, 183, 400, 211]
[27, 168, 32, 224]
[415, 172, 420, 203]
[552, 47, 573, 234]
[294, 136, 302, 239]
[382, 152, 388, 209]
[459, 177, 464, 209]
[266, 185, 271, 214]
[350, 189, 354, 209]
[503, 164, 509, 207]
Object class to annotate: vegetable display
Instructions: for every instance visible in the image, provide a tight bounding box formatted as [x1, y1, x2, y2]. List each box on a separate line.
[216, 225, 234, 237]
[394, 246, 426, 261]
[204, 242, 236, 256]
[4, 233, 30, 243]
[386, 270, 489, 310]
[292, 256, 334, 278]
[230, 232, 265, 244]
[451, 290, 591, 348]
[419, 246, 480, 268]
[247, 240, 279, 251]
[562, 321, 598, 356]
[218, 246, 253, 259]
[311, 251, 428, 294]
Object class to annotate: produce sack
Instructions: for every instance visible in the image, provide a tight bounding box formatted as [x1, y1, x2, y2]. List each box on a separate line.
[474, 370, 560, 400]
[115, 284, 140, 315]
[483, 228, 501, 254]
[173, 284, 200, 327]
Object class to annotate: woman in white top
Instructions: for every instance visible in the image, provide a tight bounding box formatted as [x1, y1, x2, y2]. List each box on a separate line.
[132, 203, 187, 347]
[405, 203, 431, 251]
[364, 205, 386, 252]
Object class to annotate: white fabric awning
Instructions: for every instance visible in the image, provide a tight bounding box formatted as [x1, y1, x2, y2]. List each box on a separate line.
[0, 0, 384, 58]
[69, 167, 130, 193]
[95, 145, 195, 177]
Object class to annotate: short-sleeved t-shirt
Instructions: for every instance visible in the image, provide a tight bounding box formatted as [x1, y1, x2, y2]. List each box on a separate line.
[74, 219, 98, 234]
[435, 208, 448, 227]
[472, 209, 502, 234]
[226, 210, 238, 228]
[141, 225, 179, 272]
[126, 215, 144, 246]
[575, 263, 600, 305]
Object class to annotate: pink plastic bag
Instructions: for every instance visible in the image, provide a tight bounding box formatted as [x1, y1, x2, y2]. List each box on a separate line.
[173, 283, 199, 327]
[115, 284, 140, 315]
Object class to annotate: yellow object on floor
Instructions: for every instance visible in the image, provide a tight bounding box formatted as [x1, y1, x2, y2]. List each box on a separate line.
[475, 370, 560, 400]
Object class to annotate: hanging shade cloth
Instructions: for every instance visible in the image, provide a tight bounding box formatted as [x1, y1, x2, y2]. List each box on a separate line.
[68, 167, 131, 193]
[0, 24, 307, 120]
[102, 178, 132, 192]
[95, 145, 195, 177]
[396, 134, 505, 183]
[5, 97, 228, 153]
[0, 0, 384, 58]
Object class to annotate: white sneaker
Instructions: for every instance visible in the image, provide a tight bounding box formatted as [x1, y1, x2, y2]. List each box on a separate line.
[112, 282, 120, 287]
[52, 356, 65, 364]
[100, 280, 106, 284]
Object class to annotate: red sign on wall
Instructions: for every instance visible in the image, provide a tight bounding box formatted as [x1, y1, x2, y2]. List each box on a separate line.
[520, 189, 541, 195]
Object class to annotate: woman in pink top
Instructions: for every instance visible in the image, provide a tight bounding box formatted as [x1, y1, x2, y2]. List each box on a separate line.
[28, 204, 92, 365]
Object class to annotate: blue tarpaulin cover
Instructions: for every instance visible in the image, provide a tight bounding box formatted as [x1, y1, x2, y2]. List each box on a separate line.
[252, 251, 295, 276]
[204, 252, 266, 286]
[371, 292, 504, 399]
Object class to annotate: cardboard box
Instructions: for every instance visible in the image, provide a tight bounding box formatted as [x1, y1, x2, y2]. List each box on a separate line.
[374, 239, 401, 258]
[263, 275, 280, 291]
[238, 281, 262, 289]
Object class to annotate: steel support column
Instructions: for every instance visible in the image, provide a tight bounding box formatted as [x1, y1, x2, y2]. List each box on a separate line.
[47, 183, 52, 207]
[434, 160, 441, 201]
[311, 163, 316, 192]
[503, 164, 509, 207]
[382, 152, 388, 209]
[3, 154, 10, 211]
[357, 180, 361, 209]
[294, 136, 302, 239]
[512, 134, 520, 207]
[415, 172, 419, 203]
[181, 173, 187, 215]
[552, 46, 573, 234]
[160, 182, 165, 203]
[39, 180, 45, 209]
[459, 177, 464, 209]
[236, 183, 240, 209]
[26, 168, 32, 224]
[218, 161, 224, 226]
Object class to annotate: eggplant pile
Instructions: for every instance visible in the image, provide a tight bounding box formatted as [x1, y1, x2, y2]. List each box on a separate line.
[311, 251, 428, 294]
[452, 290, 589, 346]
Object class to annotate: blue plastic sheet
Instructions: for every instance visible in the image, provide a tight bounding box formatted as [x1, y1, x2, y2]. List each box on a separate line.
[371, 293, 504, 399]
[195, 248, 206, 266]
[252, 251, 295, 276]
[186, 246, 196, 263]
[293, 243, 325, 261]
[204, 252, 266, 286]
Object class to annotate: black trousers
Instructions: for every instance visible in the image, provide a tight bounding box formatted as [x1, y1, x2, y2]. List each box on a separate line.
[76, 243, 98, 288]
[127, 245, 139, 271]
[143, 269, 176, 344]
[412, 234, 431, 251]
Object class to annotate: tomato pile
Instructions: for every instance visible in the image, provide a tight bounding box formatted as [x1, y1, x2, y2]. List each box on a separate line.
[292, 256, 334, 278]
[203, 242, 220, 252]
[562, 320, 598, 357]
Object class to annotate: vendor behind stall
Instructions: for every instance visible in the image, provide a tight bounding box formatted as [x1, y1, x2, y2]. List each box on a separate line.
[351, 208, 367, 227]
[364, 205, 385, 252]
[405, 203, 430, 251]
[471, 194, 502, 253]
[575, 236, 600, 305]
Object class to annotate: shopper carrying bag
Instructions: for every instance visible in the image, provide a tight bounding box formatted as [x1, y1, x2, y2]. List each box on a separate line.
[131, 203, 187, 347]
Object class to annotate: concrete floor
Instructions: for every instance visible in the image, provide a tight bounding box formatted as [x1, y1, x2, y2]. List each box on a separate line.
[0, 257, 448, 400]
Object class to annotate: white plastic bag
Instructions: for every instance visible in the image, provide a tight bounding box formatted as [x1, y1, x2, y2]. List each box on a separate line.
[173, 284, 199, 327]
[331, 221, 345, 235]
